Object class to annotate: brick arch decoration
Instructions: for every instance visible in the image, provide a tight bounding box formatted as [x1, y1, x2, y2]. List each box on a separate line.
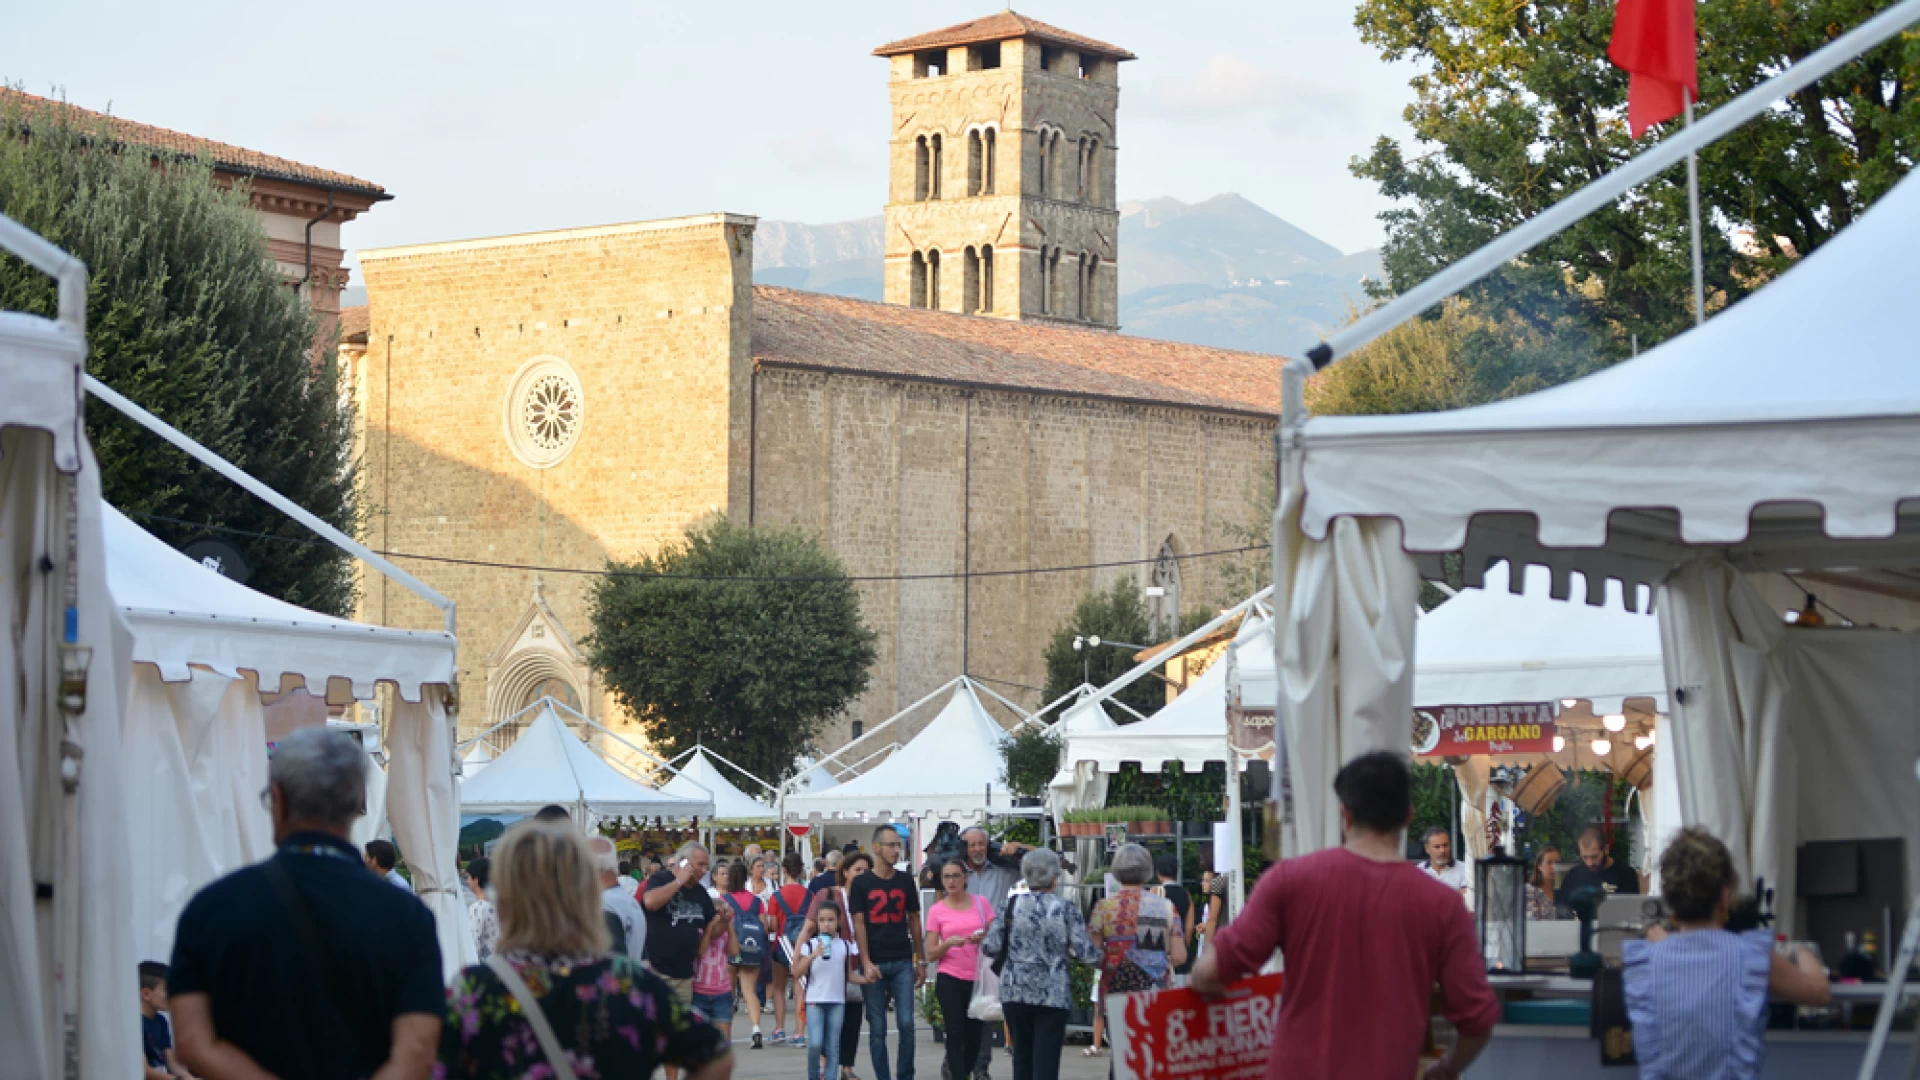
[488, 648, 586, 745]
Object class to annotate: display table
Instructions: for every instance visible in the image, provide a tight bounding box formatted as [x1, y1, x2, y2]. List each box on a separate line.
[1471, 975, 1916, 1078]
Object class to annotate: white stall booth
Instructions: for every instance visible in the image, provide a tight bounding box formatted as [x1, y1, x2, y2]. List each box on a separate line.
[1274, 151, 1920, 1077]
[105, 505, 460, 964]
[0, 217, 138, 1078]
[784, 678, 1025, 865]
[459, 702, 714, 824]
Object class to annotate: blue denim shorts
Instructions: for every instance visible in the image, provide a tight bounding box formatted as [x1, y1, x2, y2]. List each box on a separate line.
[694, 991, 735, 1023]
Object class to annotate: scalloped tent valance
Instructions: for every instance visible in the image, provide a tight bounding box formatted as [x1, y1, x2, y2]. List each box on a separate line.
[1293, 169, 1920, 599]
[103, 504, 455, 702]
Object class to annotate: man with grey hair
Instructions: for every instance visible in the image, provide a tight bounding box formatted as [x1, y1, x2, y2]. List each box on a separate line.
[807, 848, 842, 898]
[167, 727, 443, 1080]
[958, 825, 1027, 1080]
[591, 835, 648, 961]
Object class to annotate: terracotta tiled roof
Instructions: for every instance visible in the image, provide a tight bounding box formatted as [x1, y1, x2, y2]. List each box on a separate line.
[339, 305, 370, 344]
[0, 88, 387, 198]
[874, 11, 1135, 61]
[751, 287, 1279, 416]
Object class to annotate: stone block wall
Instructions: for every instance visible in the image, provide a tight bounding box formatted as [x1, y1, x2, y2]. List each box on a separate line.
[355, 214, 755, 742]
[750, 366, 1274, 748]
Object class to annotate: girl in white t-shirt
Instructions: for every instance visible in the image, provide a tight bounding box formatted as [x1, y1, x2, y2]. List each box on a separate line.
[794, 902, 869, 1080]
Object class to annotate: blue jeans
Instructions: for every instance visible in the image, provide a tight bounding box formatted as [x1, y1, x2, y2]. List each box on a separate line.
[807, 1001, 845, 1080]
[863, 959, 916, 1080]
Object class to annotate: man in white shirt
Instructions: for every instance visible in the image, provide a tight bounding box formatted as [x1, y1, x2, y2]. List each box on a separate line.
[1421, 827, 1471, 896]
[590, 835, 647, 961]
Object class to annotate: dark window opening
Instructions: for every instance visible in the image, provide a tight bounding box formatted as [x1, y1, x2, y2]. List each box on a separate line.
[968, 42, 1001, 70]
[914, 50, 944, 78]
[928, 248, 942, 309]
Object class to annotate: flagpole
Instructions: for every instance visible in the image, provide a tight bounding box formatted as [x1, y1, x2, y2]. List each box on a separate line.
[1684, 86, 1705, 326]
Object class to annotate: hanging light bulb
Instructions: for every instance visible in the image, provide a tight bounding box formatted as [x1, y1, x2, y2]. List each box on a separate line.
[1634, 734, 1652, 751]
[1591, 738, 1612, 756]
[1552, 735, 1566, 753]
[1603, 713, 1627, 733]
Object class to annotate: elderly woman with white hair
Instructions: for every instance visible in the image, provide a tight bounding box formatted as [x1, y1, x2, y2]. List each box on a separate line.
[980, 848, 1098, 1080]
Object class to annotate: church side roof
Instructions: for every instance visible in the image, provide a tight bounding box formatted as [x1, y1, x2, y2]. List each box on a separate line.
[750, 286, 1279, 417]
[873, 11, 1136, 61]
[0, 88, 388, 199]
[339, 305, 370, 345]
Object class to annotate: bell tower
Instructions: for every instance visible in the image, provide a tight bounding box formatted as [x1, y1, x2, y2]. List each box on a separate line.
[874, 11, 1132, 329]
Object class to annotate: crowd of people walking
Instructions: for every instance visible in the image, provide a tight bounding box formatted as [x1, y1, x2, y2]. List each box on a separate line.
[141, 727, 1818, 1080]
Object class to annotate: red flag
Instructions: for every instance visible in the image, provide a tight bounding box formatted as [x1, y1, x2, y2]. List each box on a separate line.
[1609, 0, 1698, 137]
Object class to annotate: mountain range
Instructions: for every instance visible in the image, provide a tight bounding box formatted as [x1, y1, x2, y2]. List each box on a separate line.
[752, 193, 1380, 357]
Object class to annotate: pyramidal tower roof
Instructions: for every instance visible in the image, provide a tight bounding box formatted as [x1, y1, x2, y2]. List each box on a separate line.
[873, 10, 1135, 61]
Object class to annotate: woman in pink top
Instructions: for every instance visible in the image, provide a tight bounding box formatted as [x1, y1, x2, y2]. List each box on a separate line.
[924, 857, 994, 1080]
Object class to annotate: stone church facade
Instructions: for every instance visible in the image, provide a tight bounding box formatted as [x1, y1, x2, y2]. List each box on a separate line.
[353, 13, 1280, 755]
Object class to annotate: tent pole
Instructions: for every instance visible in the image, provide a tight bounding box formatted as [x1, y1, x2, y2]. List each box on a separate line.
[1227, 749, 1246, 920]
[82, 375, 453, 630]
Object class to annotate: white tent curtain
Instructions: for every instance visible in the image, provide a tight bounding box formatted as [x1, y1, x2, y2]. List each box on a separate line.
[1655, 559, 1796, 924]
[386, 689, 474, 980]
[0, 425, 139, 1080]
[1275, 472, 1421, 857]
[123, 668, 274, 965]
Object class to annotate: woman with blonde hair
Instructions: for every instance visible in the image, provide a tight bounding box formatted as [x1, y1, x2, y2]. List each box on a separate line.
[1622, 827, 1830, 1080]
[437, 819, 735, 1079]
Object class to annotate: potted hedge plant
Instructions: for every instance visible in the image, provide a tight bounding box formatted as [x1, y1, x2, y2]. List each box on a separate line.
[920, 982, 943, 1042]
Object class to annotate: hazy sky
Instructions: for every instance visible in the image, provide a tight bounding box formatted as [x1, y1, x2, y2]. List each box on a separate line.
[10, 1, 1419, 270]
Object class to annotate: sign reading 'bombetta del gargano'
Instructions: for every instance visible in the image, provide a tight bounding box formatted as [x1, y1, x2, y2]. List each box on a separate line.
[1107, 973, 1285, 1080]
[1412, 702, 1557, 757]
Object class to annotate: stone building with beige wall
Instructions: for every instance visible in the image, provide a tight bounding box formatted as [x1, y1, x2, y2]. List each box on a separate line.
[352, 12, 1282, 758]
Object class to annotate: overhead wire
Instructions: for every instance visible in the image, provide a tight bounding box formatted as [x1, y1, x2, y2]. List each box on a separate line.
[123, 510, 1271, 585]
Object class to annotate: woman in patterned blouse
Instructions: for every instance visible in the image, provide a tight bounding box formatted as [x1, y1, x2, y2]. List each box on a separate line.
[1088, 845, 1186, 996]
[980, 848, 1098, 1080]
[436, 819, 733, 1080]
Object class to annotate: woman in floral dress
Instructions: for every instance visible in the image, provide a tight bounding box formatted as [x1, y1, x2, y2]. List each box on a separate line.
[436, 819, 733, 1080]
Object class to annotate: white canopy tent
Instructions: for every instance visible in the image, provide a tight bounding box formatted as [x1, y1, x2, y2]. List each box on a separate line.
[101, 502, 465, 968]
[784, 679, 1016, 822]
[460, 703, 715, 820]
[1275, 165, 1920, 931]
[1045, 687, 1125, 826]
[1062, 615, 1276, 775]
[0, 219, 139, 1078]
[1415, 562, 1664, 716]
[660, 747, 777, 821]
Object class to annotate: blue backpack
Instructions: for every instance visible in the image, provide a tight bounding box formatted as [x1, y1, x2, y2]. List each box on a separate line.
[725, 894, 768, 967]
[772, 889, 806, 951]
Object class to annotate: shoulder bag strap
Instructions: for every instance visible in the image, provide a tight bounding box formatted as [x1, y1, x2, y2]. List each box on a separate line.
[262, 858, 381, 1062]
[990, 893, 1019, 976]
[486, 954, 580, 1080]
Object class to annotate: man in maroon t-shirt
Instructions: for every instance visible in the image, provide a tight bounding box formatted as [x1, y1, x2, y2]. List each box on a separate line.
[1193, 751, 1499, 1080]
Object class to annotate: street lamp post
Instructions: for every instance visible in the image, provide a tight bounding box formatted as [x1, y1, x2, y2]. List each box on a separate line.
[1071, 635, 1153, 687]
[1072, 634, 1102, 685]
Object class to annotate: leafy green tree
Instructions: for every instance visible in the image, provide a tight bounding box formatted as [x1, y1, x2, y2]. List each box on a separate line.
[1352, 0, 1919, 371]
[1041, 578, 1165, 718]
[586, 516, 878, 784]
[999, 725, 1061, 800]
[0, 96, 356, 613]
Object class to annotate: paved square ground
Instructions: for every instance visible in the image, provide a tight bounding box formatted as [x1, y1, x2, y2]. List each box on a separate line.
[722, 1030, 1112, 1080]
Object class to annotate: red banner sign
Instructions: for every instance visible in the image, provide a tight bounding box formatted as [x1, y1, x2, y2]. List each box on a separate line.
[786, 824, 812, 838]
[1413, 702, 1556, 757]
[1106, 972, 1285, 1080]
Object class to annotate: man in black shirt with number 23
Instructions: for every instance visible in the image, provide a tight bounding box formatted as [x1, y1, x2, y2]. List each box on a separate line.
[850, 825, 926, 1080]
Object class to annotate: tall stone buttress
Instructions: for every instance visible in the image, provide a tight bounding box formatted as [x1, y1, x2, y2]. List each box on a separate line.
[875, 12, 1133, 329]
